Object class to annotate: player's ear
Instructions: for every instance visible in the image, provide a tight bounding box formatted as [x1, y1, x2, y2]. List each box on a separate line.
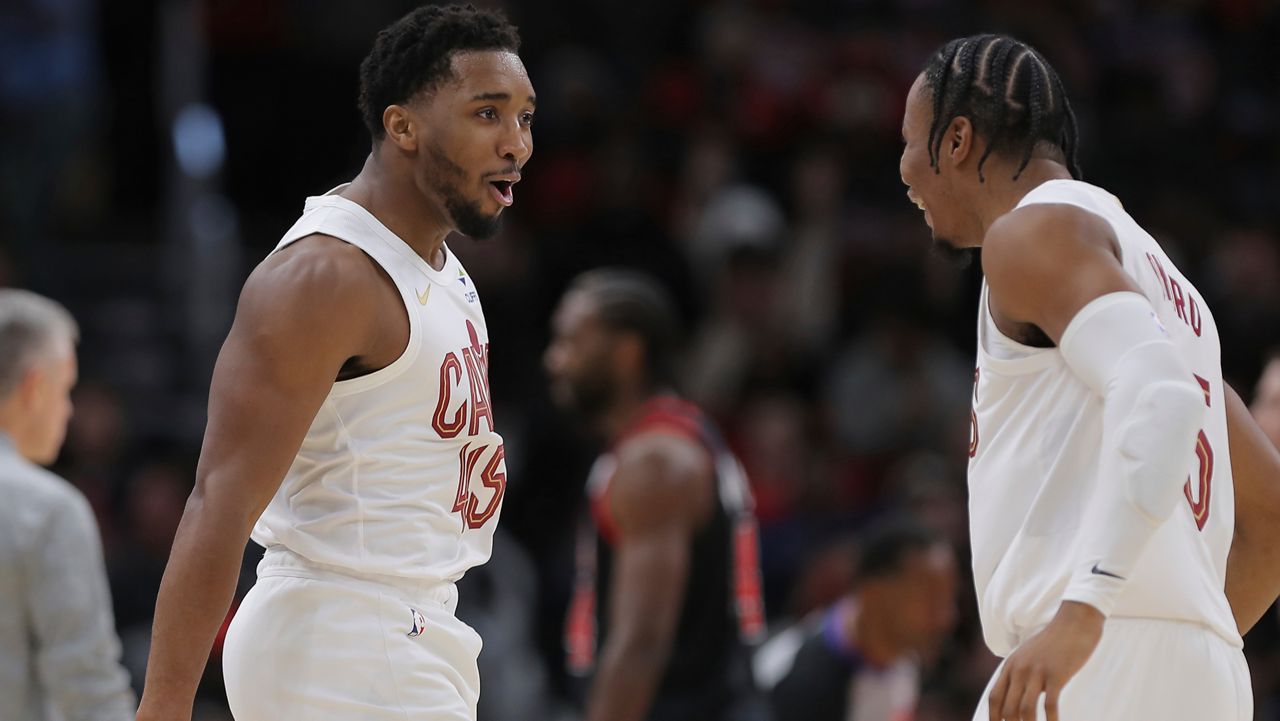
[613, 333, 646, 382]
[383, 105, 418, 151]
[945, 115, 974, 167]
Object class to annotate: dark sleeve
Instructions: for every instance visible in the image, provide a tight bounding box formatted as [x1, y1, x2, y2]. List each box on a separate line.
[768, 631, 857, 721]
[24, 491, 137, 721]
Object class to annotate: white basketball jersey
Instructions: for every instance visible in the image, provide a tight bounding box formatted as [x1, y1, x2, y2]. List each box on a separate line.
[251, 185, 506, 585]
[969, 179, 1239, 657]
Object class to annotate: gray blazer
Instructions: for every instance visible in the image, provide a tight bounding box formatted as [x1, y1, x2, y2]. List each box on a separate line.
[0, 433, 136, 721]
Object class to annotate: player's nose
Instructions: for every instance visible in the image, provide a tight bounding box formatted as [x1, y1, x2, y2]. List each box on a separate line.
[498, 121, 531, 165]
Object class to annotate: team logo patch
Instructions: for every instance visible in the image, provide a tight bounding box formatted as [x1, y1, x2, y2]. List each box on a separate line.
[407, 607, 427, 638]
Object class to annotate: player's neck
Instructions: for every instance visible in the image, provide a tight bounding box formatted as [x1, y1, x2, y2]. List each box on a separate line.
[972, 158, 1074, 243]
[343, 154, 452, 270]
[601, 388, 655, 442]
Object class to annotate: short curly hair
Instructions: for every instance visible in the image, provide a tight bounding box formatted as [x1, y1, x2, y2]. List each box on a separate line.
[358, 4, 521, 141]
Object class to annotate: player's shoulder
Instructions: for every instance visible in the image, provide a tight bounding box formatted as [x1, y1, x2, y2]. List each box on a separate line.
[251, 234, 385, 296]
[238, 234, 388, 326]
[982, 199, 1120, 290]
[615, 430, 710, 481]
[985, 201, 1115, 264]
[610, 428, 715, 526]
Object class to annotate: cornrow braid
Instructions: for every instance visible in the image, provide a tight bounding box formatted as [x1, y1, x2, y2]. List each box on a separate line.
[922, 34, 1081, 182]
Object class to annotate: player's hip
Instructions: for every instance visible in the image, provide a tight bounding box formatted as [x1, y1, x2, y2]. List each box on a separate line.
[975, 617, 1250, 721]
[222, 556, 482, 720]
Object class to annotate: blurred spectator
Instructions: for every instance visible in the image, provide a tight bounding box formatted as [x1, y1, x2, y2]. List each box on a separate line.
[755, 519, 958, 721]
[0, 0, 104, 282]
[0, 289, 134, 720]
[1250, 349, 1280, 450]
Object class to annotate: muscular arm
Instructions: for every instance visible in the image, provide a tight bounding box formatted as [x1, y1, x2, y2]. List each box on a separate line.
[1223, 383, 1280, 633]
[585, 431, 715, 721]
[982, 203, 1206, 721]
[136, 238, 390, 720]
[981, 203, 1139, 342]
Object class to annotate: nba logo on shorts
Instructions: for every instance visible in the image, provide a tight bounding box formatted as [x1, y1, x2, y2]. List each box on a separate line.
[407, 608, 427, 638]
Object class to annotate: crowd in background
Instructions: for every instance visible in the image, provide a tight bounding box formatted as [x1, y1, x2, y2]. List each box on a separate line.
[3, 0, 1280, 718]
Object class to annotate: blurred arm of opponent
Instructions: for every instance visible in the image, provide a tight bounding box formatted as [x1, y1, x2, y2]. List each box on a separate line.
[585, 431, 715, 721]
[136, 236, 396, 721]
[1223, 383, 1280, 633]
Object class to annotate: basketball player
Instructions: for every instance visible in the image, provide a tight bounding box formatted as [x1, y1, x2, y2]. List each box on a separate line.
[1250, 350, 1280, 449]
[135, 6, 533, 720]
[899, 34, 1280, 721]
[545, 270, 770, 721]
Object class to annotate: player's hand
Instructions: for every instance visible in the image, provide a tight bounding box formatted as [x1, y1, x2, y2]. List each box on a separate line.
[988, 600, 1103, 721]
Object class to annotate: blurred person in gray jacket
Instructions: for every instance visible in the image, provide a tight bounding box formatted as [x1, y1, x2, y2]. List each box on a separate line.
[0, 289, 135, 720]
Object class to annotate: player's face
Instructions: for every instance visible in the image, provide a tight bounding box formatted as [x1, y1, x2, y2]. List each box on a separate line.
[1251, 359, 1280, 450]
[882, 545, 959, 660]
[544, 292, 618, 418]
[414, 50, 535, 240]
[900, 73, 967, 251]
[21, 344, 77, 465]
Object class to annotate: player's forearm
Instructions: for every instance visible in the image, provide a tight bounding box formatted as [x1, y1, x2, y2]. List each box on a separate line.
[1226, 531, 1280, 634]
[136, 492, 252, 719]
[585, 638, 671, 721]
[1058, 293, 1206, 615]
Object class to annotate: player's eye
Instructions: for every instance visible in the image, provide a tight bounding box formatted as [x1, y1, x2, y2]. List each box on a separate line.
[478, 108, 497, 120]
[520, 111, 535, 127]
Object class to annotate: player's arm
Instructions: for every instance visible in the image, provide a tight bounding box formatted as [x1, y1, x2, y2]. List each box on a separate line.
[981, 203, 1207, 721]
[585, 431, 715, 721]
[1223, 382, 1280, 633]
[136, 238, 385, 721]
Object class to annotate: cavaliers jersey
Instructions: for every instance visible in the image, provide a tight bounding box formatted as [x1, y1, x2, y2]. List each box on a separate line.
[968, 179, 1239, 657]
[250, 185, 506, 586]
[564, 396, 767, 721]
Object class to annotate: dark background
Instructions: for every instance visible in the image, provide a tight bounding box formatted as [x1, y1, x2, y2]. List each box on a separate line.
[3, 0, 1279, 718]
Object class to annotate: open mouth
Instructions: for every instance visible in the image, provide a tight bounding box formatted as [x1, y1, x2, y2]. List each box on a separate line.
[489, 180, 514, 207]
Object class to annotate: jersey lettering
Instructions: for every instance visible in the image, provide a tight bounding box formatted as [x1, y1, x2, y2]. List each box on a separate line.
[1183, 374, 1214, 531]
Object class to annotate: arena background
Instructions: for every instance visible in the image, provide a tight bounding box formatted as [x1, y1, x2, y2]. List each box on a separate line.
[3, 0, 1279, 718]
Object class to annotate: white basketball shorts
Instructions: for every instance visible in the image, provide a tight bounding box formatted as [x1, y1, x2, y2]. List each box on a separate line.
[973, 617, 1251, 721]
[223, 547, 482, 721]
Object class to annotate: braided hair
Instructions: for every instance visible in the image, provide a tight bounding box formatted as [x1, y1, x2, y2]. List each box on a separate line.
[922, 34, 1081, 182]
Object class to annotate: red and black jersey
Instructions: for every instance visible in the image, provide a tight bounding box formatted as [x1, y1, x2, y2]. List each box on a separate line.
[565, 395, 769, 721]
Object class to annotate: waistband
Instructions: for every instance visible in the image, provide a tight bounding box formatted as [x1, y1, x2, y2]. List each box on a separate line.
[257, 546, 459, 613]
[1016, 615, 1243, 651]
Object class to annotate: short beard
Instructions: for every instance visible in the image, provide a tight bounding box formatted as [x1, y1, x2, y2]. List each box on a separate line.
[445, 192, 502, 240]
[930, 236, 977, 268]
[427, 142, 503, 240]
[552, 374, 617, 428]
